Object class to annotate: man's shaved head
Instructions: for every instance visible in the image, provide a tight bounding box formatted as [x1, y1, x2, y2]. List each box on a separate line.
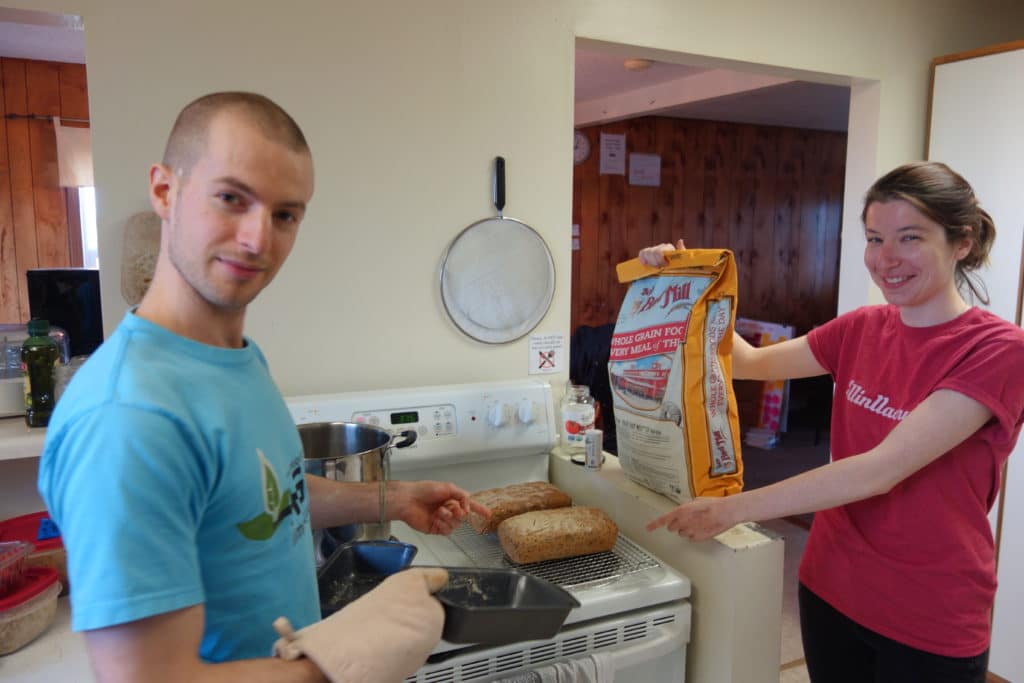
[162, 92, 310, 177]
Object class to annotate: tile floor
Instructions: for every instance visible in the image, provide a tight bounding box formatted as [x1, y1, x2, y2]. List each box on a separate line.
[758, 517, 811, 683]
[742, 425, 826, 682]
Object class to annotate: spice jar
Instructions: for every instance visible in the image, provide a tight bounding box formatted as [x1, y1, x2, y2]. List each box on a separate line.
[560, 384, 596, 453]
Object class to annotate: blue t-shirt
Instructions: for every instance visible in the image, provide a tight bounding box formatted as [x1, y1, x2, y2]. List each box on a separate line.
[38, 312, 319, 661]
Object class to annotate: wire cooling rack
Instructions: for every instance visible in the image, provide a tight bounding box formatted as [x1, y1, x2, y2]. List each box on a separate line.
[448, 523, 660, 590]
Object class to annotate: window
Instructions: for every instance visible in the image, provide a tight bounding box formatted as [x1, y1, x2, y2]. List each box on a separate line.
[78, 186, 99, 269]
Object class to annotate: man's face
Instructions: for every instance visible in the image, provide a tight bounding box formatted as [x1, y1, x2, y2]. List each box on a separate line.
[157, 112, 314, 314]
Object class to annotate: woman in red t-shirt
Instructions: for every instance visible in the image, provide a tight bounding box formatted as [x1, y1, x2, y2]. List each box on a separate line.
[643, 161, 1024, 683]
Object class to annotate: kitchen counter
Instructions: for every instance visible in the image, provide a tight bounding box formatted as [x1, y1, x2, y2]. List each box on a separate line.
[0, 416, 45, 462]
[549, 448, 785, 683]
[0, 598, 93, 683]
[4, 448, 784, 683]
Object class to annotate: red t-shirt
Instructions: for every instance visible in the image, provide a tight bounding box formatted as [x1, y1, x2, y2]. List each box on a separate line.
[803, 305, 1024, 657]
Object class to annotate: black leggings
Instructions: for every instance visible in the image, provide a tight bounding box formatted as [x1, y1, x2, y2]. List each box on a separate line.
[798, 583, 989, 683]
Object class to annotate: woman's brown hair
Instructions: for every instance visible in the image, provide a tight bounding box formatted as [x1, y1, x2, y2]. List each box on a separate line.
[862, 161, 996, 304]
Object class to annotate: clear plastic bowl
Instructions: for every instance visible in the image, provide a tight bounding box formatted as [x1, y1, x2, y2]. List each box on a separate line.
[0, 541, 33, 597]
[0, 324, 70, 378]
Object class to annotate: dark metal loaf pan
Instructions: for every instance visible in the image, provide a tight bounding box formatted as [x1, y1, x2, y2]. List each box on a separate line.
[317, 540, 417, 618]
[435, 567, 580, 645]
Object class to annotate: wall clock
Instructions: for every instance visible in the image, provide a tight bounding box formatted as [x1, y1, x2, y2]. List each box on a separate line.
[573, 130, 591, 165]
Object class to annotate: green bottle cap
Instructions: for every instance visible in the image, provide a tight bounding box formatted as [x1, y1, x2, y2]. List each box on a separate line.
[27, 319, 50, 336]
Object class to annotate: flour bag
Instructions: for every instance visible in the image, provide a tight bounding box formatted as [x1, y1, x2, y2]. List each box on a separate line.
[611, 249, 743, 502]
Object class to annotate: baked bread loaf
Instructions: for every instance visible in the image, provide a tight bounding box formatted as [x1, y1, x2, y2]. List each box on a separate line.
[468, 481, 572, 533]
[498, 507, 618, 564]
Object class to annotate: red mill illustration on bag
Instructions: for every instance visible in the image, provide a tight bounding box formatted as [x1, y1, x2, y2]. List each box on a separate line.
[611, 249, 743, 502]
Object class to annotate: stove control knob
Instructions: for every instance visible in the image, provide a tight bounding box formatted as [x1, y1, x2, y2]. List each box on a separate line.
[517, 399, 535, 425]
[487, 402, 508, 428]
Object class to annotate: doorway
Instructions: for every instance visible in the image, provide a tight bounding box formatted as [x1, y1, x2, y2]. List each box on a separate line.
[0, 7, 94, 325]
[569, 39, 880, 680]
[567, 38, 874, 465]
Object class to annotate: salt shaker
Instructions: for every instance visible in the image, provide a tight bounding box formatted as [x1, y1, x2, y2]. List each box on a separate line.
[584, 429, 603, 470]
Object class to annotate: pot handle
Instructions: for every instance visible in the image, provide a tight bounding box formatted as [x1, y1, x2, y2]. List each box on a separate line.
[392, 429, 417, 449]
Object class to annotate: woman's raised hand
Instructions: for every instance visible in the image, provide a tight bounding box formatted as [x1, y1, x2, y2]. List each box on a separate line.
[638, 239, 686, 267]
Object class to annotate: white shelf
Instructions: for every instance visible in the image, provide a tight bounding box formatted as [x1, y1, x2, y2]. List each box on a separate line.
[0, 416, 46, 461]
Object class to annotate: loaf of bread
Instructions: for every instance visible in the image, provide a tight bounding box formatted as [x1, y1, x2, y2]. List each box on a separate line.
[498, 506, 618, 564]
[467, 481, 572, 533]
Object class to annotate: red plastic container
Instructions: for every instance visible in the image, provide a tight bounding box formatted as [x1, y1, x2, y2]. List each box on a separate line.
[0, 512, 66, 593]
[0, 567, 60, 654]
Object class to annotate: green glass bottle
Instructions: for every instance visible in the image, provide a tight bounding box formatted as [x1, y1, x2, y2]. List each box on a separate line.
[21, 319, 60, 428]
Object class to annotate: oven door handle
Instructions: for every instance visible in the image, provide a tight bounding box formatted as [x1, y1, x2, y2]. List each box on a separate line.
[507, 610, 689, 680]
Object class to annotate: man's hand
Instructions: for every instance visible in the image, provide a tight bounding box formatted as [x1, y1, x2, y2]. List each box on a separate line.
[645, 496, 738, 542]
[638, 239, 686, 267]
[390, 481, 490, 535]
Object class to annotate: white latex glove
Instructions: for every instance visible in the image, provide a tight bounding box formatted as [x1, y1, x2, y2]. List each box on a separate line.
[273, 567, 448, 683]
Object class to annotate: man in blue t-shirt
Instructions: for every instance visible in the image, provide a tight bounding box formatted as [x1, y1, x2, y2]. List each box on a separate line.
[39, 92, 488, 683]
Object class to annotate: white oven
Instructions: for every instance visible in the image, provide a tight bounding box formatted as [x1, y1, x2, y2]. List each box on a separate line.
[286, 378, 691, 682]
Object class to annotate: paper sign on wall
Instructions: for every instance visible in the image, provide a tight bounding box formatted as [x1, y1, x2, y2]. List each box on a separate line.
[629, 153, 661, 187]
[528, 333, 565, 375]
[599, 133, 626, 175]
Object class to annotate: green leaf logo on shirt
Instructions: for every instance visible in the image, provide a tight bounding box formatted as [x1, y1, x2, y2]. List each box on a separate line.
[237, 449, 295, 541]
[259, 449, 281, 516]
[237, 513, 276, 541]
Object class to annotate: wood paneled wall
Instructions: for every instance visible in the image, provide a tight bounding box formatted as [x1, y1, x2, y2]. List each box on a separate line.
[571, 116, 847, 339]
[0, 58, 88, 324]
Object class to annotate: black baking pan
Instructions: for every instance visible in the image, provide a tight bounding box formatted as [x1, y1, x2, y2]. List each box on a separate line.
[435, 567, 580, 645]
[317, 540, 417, 617]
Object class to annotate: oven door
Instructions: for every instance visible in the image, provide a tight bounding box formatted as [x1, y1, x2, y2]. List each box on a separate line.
[392, 522, 692, 682]
[408, 601, 689, 683]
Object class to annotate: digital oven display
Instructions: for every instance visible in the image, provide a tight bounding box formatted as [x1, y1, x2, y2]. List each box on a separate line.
[390, 411, 419, 425]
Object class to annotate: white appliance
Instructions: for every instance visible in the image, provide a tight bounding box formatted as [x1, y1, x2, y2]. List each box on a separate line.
[287, 378, 691, 682]
[929, 44, 1024, 681]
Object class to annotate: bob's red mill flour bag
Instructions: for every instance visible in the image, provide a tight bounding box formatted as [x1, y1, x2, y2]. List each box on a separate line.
[610, 249, 743, 502]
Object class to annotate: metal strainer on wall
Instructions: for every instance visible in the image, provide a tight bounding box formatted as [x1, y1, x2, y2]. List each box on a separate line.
[440, 157, 555, 344]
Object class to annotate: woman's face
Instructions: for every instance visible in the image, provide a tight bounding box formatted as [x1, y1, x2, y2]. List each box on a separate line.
[863, 199, 970, 322]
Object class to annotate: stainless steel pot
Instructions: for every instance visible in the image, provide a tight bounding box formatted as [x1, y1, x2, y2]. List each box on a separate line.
[298, 422, 416, 564]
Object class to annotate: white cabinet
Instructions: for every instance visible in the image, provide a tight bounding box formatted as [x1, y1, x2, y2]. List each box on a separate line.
[928, 42, 1024, 681]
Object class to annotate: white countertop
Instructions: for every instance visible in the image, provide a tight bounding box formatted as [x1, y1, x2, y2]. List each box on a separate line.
[0, 598, 93, 683]
[0, 417, 45, 462]
[549, 448, 785, 683]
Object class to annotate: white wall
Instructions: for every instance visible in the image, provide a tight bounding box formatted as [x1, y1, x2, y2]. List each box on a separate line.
[6, 0, 1024, 397]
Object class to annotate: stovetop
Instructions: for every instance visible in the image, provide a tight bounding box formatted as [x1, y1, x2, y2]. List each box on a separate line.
[288, 379, 691, 655]
[394, 520, 690, 655]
